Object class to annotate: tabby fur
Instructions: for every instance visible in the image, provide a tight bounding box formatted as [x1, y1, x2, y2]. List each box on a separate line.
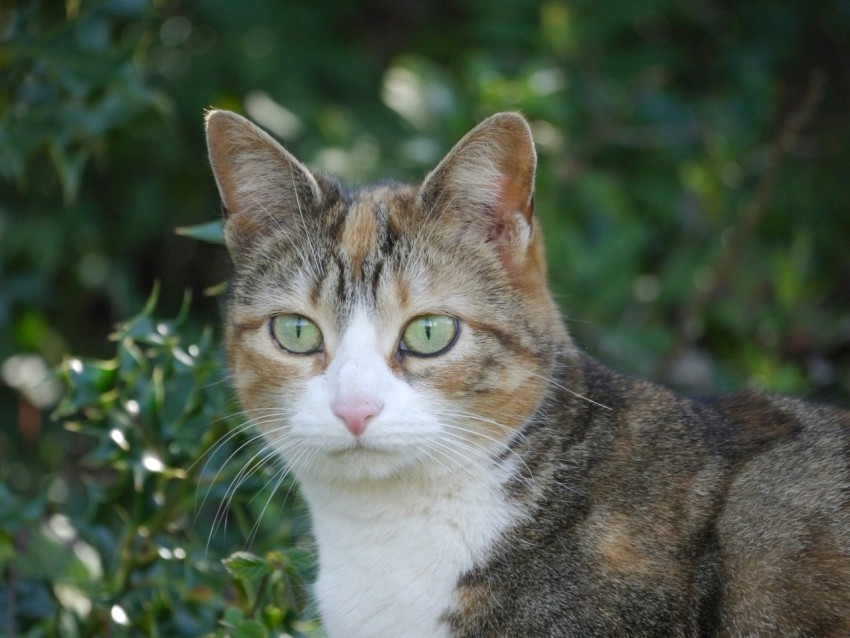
[206, 109, 850, 637]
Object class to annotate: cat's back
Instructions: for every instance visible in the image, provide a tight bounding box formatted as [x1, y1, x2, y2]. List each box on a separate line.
[451, 355, 850, 637]
[709, 392, 850, 635]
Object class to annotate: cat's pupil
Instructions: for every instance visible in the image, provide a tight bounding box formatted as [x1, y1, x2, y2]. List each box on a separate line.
[424, 320, 432, 340]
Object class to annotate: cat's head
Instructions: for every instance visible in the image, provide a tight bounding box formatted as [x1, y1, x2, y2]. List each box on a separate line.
[206, 110, 568, 484]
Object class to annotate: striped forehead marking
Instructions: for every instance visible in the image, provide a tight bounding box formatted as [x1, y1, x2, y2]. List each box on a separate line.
[340, 198, 379, 276]
[332, 191, 404, 304]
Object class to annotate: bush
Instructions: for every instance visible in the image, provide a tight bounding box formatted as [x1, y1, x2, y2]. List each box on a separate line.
[2, 286, 318, 636]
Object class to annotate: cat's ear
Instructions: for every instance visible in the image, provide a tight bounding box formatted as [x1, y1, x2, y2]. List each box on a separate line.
[417, 112, 536, 243]
[205, 109, 321, 252]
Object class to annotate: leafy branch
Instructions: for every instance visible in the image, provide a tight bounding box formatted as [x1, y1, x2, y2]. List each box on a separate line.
[655, 69, 827, 382]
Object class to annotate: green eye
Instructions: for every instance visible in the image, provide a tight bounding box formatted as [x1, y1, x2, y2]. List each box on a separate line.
[400, 315, 459, 356]
[270, 314, 323, 354]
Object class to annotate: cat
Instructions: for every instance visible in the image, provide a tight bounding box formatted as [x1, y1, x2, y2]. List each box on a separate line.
[205, 109, 850, 637]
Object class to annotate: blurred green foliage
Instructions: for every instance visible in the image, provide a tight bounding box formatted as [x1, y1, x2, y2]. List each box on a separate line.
[1, 0, 849, 635]
[3, 289, 317, 636]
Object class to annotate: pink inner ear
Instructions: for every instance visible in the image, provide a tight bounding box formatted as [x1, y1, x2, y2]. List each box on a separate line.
[480, 175, 532, 244]
[495, 172, 534, 223]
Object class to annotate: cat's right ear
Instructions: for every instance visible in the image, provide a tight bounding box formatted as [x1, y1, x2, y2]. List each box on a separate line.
[205, 109, 321, 254]
[416, 112, 537, 253]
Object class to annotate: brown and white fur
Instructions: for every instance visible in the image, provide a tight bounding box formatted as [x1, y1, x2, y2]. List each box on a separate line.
[206, 109, 850, 637]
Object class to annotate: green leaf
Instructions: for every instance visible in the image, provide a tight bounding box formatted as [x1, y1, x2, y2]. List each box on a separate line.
[231, 618, 268, 638]
[261, 604, 284, 629]
[222, 606, 244, 626]
[175, 220, 225, 244]
[223, 551, 272, 582]
[49, 141, 90, 205]
[0, 529, 15, 569]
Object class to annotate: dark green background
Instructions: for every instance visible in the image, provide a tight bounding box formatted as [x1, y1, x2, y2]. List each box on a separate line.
[1, 0, 849, 635]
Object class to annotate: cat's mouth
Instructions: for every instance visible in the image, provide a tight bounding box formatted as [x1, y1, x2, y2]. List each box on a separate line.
[328, 439, 396, 456]
[316, 438, 422, 481]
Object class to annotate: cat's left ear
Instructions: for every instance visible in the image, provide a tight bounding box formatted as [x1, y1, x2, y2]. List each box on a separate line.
[205, 109, 322, 254]
[417, 112, 536, 244]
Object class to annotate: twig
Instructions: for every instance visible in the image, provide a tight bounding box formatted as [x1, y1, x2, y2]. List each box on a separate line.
[655, 69, 826, 381]
[249, 573, 270, 618]
[6, 565, 15, 638]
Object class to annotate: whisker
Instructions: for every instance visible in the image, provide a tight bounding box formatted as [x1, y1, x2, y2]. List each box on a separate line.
[243, 454, 295, 547]
[193, 414, 290, 521]
[202, 419, 297, 550]
[413, 439, 466, 479]
[209, 445, 280, 551]
[528, 370, 612, 411]
[436, 411, 535, 485]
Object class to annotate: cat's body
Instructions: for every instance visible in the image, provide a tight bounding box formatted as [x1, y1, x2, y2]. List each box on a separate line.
[206, 109, 850, 637]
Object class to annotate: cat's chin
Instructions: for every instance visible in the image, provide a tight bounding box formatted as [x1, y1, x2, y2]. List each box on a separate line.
[284, 440, 455, 484]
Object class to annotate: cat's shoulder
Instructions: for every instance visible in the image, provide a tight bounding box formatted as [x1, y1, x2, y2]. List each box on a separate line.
[696, 387, 849, 458]
[573, 352, 849, 459]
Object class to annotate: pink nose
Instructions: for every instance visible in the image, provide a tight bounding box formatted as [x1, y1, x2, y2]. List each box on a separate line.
[332, 400, 383, 436]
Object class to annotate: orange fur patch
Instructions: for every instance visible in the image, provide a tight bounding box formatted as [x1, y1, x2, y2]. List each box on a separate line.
[226, 317, 325, 418]
[591, 511, 681, 583]
[424, 342, 545, 442]
[340, 201, 378, 277]
[594, 512, 650, 574]
[454, 580, 491, 616]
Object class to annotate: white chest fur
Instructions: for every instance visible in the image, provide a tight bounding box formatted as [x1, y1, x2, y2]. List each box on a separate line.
[299, 462, 518, 638]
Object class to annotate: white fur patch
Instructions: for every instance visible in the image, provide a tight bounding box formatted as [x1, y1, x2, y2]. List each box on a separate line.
[302, 461, 517, 637]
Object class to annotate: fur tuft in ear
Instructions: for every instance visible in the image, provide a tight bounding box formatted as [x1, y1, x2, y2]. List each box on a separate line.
[417, 112, 537, 240]
[205, 109, 321, 253]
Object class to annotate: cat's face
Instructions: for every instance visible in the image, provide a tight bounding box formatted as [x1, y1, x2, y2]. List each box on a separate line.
[206, 111, 567, 483]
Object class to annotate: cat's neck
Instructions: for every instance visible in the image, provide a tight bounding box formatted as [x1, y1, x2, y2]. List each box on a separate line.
[299, 453, 522, 638]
